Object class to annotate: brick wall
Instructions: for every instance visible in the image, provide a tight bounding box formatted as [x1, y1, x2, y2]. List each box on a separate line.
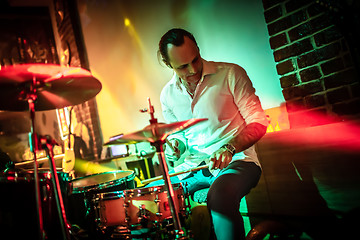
[55, 0, 103, 159]
[263, 0, 360, 128]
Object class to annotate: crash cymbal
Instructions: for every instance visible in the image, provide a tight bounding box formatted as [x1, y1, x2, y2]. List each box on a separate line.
[0, 64, 102, 111]
[104, 118, 207, 145]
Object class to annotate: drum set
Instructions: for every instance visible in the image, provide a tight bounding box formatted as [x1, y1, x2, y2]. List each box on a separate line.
[0, 64, 205, 240]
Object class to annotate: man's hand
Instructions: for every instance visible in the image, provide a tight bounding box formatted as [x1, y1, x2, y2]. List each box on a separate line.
[208, 122, 267, 170]
[165, 139, 186, 162]
[209, 147, 233, 170]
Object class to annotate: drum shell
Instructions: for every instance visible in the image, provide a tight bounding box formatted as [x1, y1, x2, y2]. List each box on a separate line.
[67, 170, 135, 230]
[0, 169, 71, 240]
[95, 183, 189, 230]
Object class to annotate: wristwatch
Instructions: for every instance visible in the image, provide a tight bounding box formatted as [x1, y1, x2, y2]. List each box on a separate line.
[221, 143, 236, 156]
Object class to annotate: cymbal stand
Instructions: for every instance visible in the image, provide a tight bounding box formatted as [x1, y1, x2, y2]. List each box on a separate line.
[142, 98, 186, 239]
[23, 77, 70, 240]
[25, 77, 45, 240]
[40, 135, 71, 240]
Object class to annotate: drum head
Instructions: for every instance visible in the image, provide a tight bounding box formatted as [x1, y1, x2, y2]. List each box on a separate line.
[71, 170, 134, 193]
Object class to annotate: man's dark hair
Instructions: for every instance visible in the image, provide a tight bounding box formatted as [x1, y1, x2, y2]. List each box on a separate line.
[158, 28, 198, 68]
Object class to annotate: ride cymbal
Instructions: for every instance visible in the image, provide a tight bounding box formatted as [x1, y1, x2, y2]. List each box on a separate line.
[0, 64, 102, 111]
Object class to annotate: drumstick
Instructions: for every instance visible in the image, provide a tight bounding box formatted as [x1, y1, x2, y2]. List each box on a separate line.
[141, 164, 209, 185]
[15, 154, 65, 166]
[165, 138, 176, 152]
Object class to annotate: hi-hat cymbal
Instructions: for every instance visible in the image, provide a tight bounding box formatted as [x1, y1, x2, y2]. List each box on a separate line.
[104, 118, 207, 145]
[0, 64, 102, 111]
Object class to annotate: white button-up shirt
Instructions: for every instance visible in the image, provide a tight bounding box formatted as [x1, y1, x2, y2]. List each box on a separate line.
[160, 59, 268, 167]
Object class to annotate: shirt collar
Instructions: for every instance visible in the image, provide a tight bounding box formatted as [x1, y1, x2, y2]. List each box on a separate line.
[202, 59, 217, 77]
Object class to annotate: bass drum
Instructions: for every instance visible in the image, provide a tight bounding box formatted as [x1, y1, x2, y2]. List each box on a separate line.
[0, 169, 71, 240]
[67, 170, 135, 232]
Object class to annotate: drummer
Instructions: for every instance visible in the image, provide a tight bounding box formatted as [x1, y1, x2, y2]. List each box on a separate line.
[157, 28, 268, 240]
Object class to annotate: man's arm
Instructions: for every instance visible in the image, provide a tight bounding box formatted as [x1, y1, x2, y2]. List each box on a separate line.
[230, 122, 267, 153]
[209, 122, 267, 170]
[209, 65, 268, 170]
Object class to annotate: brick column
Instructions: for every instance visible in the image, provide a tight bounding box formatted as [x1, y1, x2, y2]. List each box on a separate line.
[54, 0, 103, 159]
[263, 0, 360, 128]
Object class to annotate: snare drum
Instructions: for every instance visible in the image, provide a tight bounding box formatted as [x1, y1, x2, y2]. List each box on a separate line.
[94, 183, 190, 232]
[0, 169, 71, 240]
[67, 170, 135, 230]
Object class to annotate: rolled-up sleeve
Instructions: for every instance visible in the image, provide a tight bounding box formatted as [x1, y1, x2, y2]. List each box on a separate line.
[230, 66, 269, 127]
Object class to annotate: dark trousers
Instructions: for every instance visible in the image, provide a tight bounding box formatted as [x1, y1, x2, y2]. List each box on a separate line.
[181, 160, 262, 240]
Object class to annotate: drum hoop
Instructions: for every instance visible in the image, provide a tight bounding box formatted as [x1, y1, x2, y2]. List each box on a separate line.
[0, 169, 70, 182]
[97, 182, 182, 199]
[96, 191, 126, 200]
[71, 170, 135, 194]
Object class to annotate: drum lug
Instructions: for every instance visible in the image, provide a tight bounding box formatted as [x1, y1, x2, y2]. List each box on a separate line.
[138, 205, 150, 218]
[94, 216, 101, 223]
[124, 216, 131, 223]
[112, 226, 131, 239]
[43, 183, 51, 202]
[99, 225, 107, 232]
